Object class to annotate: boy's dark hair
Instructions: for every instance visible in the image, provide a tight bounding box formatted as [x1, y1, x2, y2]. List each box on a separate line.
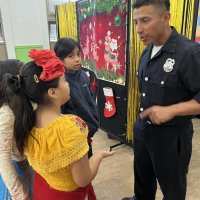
[133, 0, 170, 11]
[54, 37, 80, 60]
[2, 61, 59, 154]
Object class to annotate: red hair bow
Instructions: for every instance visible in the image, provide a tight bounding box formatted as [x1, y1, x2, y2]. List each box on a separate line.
[29, 49, 65, 81]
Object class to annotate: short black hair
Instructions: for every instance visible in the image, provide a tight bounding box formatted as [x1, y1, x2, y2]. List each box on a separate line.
[54, 37, 80, 60]
[133, 0, 170, 11]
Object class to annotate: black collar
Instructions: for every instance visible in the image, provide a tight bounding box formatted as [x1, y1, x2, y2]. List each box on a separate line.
[161, 27, 179, 53]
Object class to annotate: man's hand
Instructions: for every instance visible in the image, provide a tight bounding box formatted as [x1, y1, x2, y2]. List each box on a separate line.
[139, 105, 174, 125]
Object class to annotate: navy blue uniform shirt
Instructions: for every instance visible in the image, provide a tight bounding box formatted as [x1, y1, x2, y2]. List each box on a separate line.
[134, 27, 200, 140]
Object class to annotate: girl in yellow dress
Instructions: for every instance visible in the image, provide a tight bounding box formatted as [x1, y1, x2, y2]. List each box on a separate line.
[2, 49, 115, 200]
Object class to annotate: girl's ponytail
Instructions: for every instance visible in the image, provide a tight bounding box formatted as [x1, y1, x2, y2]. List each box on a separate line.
[2, 73, 36, 154]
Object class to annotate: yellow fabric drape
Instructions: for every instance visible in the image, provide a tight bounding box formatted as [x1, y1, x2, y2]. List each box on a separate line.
[56, 2, 78, 41]
[170, 0, 195, 39]
[127, 0, 144, 141]
[126, 0, 196, 141]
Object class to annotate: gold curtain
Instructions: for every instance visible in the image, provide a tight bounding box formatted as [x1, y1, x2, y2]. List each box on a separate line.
[126, 0, 196, 141]
[126, 0, 144, 141]
[170, 0, 195, 39]
[56, 2, 78, 40]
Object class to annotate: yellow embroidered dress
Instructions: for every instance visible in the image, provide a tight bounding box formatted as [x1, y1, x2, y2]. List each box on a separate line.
[24, 115, 89, 192]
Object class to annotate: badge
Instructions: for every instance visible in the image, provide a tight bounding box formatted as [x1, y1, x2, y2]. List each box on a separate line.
[163, 58, 175, 73]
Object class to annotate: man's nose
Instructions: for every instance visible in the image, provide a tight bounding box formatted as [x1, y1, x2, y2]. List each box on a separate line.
[136, 22, 144, 34]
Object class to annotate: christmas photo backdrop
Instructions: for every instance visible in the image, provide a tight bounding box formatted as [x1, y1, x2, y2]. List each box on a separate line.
[77, 0, 128, 85]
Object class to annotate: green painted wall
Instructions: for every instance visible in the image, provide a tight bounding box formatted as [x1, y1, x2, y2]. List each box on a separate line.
[15, 45, 43, 63]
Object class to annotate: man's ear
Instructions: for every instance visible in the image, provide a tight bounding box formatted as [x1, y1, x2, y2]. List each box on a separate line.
[47, 88, 57, 100]
[163, 11, 171, 25]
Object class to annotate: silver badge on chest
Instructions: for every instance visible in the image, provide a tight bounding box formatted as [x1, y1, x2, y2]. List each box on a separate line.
[163, 58, 175, 73]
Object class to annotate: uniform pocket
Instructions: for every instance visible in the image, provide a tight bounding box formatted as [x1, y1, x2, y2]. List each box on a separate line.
[149, 74, 178, 105]
[162, 75, 179, 105]
[164, 75, 178, 89]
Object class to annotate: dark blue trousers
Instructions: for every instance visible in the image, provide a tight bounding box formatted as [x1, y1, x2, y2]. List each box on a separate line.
[134, 122, 193, 200]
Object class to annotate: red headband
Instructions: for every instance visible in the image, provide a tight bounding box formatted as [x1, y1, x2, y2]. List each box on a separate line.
[29, 49, 65, 81]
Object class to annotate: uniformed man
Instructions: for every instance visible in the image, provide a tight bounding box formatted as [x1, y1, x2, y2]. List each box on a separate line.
[122, 0, 200, 200]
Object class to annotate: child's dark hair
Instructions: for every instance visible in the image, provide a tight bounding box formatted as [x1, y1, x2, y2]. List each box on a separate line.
[54, 37, 80, 60]
[0, 59, 23, 107]
[133, 0, 170, 11]
[2, 61, 59, 154]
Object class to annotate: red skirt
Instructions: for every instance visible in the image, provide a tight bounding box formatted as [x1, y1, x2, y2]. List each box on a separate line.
[33, 172, 96, 200]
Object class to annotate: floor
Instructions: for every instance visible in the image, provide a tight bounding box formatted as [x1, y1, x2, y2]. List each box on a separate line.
[92, 119, 200, 200]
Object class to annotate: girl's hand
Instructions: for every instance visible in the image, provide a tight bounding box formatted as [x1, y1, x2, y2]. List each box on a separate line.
[99, 148, 116, 158]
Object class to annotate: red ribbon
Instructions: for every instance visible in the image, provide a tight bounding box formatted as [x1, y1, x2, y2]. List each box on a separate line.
[29, 49, 65, 81]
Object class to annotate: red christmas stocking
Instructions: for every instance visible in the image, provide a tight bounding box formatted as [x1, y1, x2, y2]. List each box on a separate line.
[103, 87, 116, 117]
